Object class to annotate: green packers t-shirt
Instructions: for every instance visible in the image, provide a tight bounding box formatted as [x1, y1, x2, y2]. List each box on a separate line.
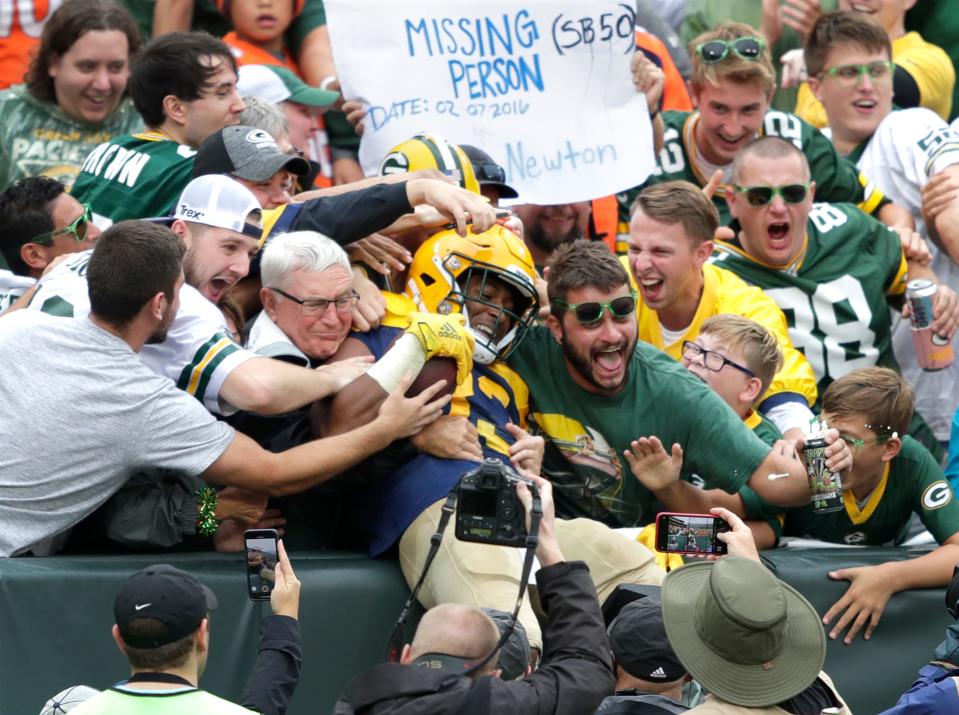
[71, 132, 196, 226]
[507, 327, 770, 527]
[741, 436, 959, 544]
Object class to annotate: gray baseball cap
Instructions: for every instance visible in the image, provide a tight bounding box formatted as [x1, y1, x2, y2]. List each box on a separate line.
[193, 125, 310, 182]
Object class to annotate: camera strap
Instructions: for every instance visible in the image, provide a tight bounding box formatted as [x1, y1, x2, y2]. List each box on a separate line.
[385, 484, 544, 678]
[386, 489, 459, 662]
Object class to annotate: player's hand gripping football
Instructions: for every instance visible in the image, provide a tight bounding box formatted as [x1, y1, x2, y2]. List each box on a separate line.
[404, 312, 475, 385]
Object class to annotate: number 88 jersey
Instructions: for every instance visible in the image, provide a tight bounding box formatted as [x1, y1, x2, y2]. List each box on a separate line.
[712, 202, 908, 395]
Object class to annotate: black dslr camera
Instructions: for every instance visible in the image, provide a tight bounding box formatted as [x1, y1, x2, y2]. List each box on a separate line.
[455, 459, 532, 547]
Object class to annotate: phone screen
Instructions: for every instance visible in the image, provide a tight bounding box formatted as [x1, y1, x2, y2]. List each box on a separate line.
[245, 530, 278, 601]
[655, 513, 728, 555]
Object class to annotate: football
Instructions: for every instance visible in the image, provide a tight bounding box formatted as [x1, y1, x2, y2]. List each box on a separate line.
[407, 356, 458, 397]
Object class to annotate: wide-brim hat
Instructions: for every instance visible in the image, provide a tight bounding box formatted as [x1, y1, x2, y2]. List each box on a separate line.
[662, 558, 825, 707]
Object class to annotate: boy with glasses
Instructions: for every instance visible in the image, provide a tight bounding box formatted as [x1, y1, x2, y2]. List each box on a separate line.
[805, 11, 959, 449]
[618, 21, 903, 231]
[624, 180, 817, 439]
[715, 135, 959, 457]
[740, 367, 959, 645]
[0, 176, 101, 314]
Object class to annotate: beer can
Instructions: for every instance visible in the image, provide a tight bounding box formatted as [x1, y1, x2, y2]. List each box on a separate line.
[907, 279, 954, 371]
[803, 424, 843, 513]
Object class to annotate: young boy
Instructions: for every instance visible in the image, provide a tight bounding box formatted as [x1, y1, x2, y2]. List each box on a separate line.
[218, 0, 302, 72]
[741, 367, 959, 644]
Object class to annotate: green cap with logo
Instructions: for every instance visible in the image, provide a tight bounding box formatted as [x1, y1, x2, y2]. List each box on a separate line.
[237, 64, 339, 108]
[662, 557, 826, 707]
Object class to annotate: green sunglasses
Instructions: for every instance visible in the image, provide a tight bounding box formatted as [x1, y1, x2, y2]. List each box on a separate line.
[733, 184, 810, 207]
[696, 36, 766, 64]
[551, 293, 637, 325]
[820, 60, 894, 87]
[29, 204, 93, 245]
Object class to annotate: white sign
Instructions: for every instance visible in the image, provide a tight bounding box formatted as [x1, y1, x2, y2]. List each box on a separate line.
[326, 0, 656, 205]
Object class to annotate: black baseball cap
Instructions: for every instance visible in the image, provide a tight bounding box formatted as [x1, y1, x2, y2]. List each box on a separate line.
[193, 125, 310, 183]
[114, 564, 217, 649]
[608, 598, 686, 682]
[460, 145, 519, 199]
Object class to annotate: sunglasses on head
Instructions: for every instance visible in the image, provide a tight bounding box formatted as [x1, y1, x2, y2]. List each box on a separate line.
[29, 204, 92, 245]
[474, 162, 506, 184]
[551, 293, 637, 325]
[733, 184, 809, 207]
[696, 36, 766, 64]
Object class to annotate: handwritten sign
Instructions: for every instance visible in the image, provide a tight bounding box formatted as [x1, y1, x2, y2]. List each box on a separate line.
[325, 0, 656, 205]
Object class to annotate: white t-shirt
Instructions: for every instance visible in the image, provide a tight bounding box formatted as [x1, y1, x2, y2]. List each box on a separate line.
[27, 250, 255, 414]
[0, 312, 235, 557]
[855, 108, 959, 440]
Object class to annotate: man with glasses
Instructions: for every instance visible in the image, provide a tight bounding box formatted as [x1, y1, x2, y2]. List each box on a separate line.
[624, 180, 817, 440]
[805, 11, 959, 452]
[505, 239, 849, 529]
[0, 176, 100, 314]
[715, 135, 958, 456]
[618, 21, 908, 232]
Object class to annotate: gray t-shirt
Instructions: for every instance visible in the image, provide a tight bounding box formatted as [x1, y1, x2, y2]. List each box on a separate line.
[0, 312, 235, 557]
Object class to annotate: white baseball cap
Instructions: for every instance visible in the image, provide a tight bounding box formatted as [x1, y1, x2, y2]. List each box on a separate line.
[150, 175, 262, 239]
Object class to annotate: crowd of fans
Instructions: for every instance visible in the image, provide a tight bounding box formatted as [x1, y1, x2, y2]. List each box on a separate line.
[5, 0, 959, 713]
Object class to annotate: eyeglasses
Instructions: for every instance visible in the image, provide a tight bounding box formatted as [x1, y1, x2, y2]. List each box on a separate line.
[270, 287, 359, 315]
[550, 293, 637, 325]
[840, 432, 897, 449]
[696, 37, 766, 64]
[28, 204, 93, 245]
[681, 341, 756, 378]
[733, 184, 810, 207]
[473, 162, 506, 183]
[820, 61, 894, 87]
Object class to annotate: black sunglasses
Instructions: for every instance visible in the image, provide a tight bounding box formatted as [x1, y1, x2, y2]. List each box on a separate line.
[733, 184, 809, 207]
[696, 37, 766, 64]
[551, 293, 637, 325]
[473, 162, 507, 184]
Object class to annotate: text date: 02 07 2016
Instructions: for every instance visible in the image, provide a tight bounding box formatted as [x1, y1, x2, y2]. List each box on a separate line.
[367, 98, 530, 131]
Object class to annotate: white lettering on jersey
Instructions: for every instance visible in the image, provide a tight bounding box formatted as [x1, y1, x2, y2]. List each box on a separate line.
[657, 126, 685, 175]
[764, 111, 802, 149]
[766, 276, 877, 383]
[808, 203, 848, 233]
[0, 0, 62, 38]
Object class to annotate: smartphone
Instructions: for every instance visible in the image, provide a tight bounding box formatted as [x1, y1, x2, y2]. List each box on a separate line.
[655, 513, 729, 555]
[245, 528, 279, 601]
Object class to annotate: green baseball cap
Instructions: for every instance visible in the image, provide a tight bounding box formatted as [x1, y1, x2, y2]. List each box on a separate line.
[661, 557, 826, 707]
[237, 64, 339, 108]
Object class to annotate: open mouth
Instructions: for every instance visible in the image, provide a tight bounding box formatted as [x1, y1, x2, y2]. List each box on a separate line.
[592, 344, 626, 380]
[205, 277, 234, 303]
[638, 276, 664, 302]
[849, 3, 875, 13]
[472, 320, 501, 343]
[852, 99, 877, 113]
[766, 222, 792, 252]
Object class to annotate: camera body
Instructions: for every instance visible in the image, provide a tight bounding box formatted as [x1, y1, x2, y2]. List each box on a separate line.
[455, 459, 531, 547]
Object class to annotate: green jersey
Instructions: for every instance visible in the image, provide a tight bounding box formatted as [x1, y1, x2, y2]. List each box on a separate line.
[741, 436, 959, 545]
[71, 131, 196, 226]
[617, 109, 883, 226]
[71, 685, 252, 714]
[0, 86, 143, 191]
[507, 327, 770, 527]
[711, 202, 908, 395]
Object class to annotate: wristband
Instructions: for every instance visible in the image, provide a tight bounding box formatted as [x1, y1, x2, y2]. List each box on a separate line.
[367, 333, 426, 393]
[320, 75, 338, 92]
[196, 487, 220, 537]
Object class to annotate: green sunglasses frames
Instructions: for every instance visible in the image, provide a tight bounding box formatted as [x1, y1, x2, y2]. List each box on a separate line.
[733, 184, 810, 207]
[28, 204, 93, 245]
[551, 293, 637, 325]
[696, 36, 766, 64]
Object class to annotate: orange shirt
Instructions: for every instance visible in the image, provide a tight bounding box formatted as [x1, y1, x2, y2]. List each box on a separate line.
[0, 0, 63, 89]
[634, 29, 692, 113]
[222, 31, 300, 74]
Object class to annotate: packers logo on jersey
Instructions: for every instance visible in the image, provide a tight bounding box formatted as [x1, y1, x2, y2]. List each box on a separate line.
[922, 481, 953, 510]
[844, 531, 867, 545]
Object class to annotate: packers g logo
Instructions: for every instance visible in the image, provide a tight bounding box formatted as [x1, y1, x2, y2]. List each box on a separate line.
[844, 531, 867, 545]
[380, 151, 410, 176]
[921, 481, 952, 510]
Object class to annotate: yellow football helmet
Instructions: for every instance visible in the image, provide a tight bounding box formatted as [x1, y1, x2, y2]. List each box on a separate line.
[405, 224, 538, 364]
[379, 133, 481, 194]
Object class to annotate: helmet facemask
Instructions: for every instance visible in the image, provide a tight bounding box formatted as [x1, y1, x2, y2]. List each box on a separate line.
[446, 263, 537, 364]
